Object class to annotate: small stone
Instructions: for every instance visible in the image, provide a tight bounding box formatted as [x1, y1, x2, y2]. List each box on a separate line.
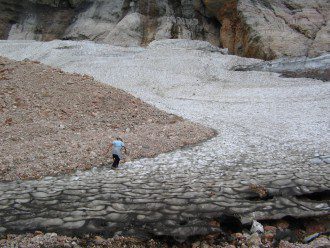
[4, 118, 13, 126]
[304, 233, 321, 243]
[250, 220, 264, 233]
[264, 225, 277, 233]
[306, 224, 326, 235]
[247, 233, 262, 247]
[209, 220, 220, 227]
[276, 220, 289, 229]
[205, 233, 220, 243]
[94, 235, 106, 244]
[275, 229, 297, 244]
[264, 233, 275, 242]
[192, 241, 201, 248]
[233, 232, 244, 240]
[249, 184, 268, 198]
[34, 230, 43, 236]
[49, 233, 58, 238]
[201, 241, 211, 248]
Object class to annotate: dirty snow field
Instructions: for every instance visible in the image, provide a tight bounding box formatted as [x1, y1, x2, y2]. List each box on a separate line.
[0, 39, 328, 167]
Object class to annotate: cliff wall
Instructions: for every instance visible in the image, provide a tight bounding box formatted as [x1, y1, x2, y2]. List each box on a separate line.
[0, 0, 329, 59]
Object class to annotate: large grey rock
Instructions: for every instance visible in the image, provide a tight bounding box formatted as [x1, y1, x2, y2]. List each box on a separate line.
[63, 0, 125, 41]
[233, 53, 330, 81]
[103, 13, 143, 47]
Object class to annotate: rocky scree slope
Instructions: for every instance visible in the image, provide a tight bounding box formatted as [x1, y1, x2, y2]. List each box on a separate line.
[0, 0, 329, 60]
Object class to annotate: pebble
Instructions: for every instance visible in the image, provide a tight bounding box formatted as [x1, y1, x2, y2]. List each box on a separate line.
[247, 233, 262, 247]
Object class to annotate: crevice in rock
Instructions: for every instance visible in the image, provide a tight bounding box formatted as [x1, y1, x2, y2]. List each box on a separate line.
[246, 194, 274, 201]
[57, 0, 73, 9]
[168, 0, 182, 17]
[218, 214, 243, 233]
[296, 190, 330, 201]
[251, 0, 274, 11]
[283, 2, 296, 11]
[170, 21, 180, 39]
[119, 0, 132, 22]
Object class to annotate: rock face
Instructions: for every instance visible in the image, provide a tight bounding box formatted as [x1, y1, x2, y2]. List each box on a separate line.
[0, 0, 82, 41]
[63, 0, 221, 47]
[0, 0, 329, 59]
[200, 0, 330, 59]
[0, 0, 220, 47]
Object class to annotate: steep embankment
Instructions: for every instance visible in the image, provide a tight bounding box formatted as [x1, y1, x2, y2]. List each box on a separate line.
[0, 0, 329, 59]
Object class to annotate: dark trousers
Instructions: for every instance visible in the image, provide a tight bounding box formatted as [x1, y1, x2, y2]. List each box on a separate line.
[112, 154, 120, 168]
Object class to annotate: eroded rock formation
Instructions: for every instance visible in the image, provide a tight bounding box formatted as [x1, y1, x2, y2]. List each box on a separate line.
[0, 1, 329, 59]
[202, 0, 330, 59]
[0, 0, 220, 47]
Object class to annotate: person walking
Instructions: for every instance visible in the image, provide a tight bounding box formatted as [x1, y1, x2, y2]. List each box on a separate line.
[105, 137, 127, 169]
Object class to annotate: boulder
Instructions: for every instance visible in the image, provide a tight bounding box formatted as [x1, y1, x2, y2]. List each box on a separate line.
[103, 13, 143, 47]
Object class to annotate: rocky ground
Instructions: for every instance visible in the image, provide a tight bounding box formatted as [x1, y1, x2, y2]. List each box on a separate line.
[1, 217, 329, 247]
[0, 56, 215, 181]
